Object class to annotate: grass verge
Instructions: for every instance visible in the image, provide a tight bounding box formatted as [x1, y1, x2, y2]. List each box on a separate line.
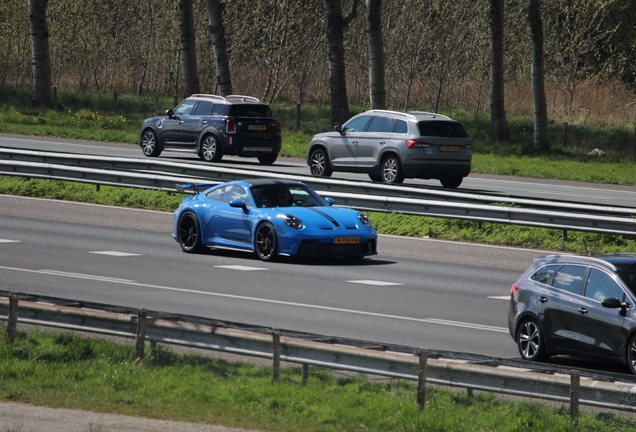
[1, 328, 634, 431]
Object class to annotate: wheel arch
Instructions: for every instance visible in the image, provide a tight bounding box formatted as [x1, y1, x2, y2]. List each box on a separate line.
[307, 142, 331, 166]
[515, 312, 551, 351]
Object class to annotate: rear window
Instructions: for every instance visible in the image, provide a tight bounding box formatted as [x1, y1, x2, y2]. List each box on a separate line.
[417, 121, 469, 138]
[229, 104, 273, 117]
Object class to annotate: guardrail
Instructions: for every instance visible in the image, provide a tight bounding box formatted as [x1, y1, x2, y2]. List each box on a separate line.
[2, 290, 636, 419]
[1, 148, 636, 236]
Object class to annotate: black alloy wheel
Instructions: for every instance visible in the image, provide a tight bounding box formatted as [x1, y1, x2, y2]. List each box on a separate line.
[257, 153, 278, 165]
[628, 334, 636, 374]
[141, 129, 162, 157]
[200, 134, 223, 162]
[517, 319, 549, 362]
[255, 221, 278, 261]
[309, 148, 333, 177]
[380, 155, 404, 184]
[178, 211, 203, 253]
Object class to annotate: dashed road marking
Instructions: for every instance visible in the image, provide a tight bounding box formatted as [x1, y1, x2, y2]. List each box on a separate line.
[215, 265, 268, 271]
[347, 280, 403, 286]
[0, 239, 21, 243]
[488, 296, 510, 300]
[89, 251, 141, 257]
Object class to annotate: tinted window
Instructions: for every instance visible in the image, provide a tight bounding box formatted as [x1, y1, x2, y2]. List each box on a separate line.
[617, 266, 636, 296]
[173, 99, 197, 116]
[212, 104, 230, 116]
[343, 115, 372, 132]
[193, 101, 213, 115]
[417, 121, 469, 138]
[206, 187, 225, 202]
[229, 104, 272, 117]
[366, 116, 392, 133]
[251, 184, 325, 208]
[585, 268, 624, 302]
[223, 185, 251, 206]
[530, 265, 560, 284]
[552, 265, 586, 294]
[394, 120, 408, 133]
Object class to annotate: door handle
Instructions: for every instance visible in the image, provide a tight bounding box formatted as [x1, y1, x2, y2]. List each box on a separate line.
[578, 308, 588, 314]
[201, 120, 207, 125]
[539, 297, 547, 303]
[379, 141, 386, 145]
[179, 121, 184, 124]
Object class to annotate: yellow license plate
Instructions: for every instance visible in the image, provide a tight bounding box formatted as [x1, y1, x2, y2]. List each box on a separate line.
[248, 124, 266, 131]
[440, 146, 459, 152]
[335, 237, 360, 244]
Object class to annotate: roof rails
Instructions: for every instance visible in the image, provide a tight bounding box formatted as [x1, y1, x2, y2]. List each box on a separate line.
[538, 254, 619, 271]
[189, 94, 226, 101]
[365, 109, 416, 119]
[226, 95, 261, 102]
[408, 111, 451, 120]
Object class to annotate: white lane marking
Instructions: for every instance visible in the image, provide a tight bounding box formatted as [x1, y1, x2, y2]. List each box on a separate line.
[0, 265, 507, 333]
[488, 296, 511, 300]
[38, 269, 135, 283]
[0, 239, 21, 243]
[347, 280, 403, 286]
[215, 265, 268, 271]
[89, 251, 141, 257]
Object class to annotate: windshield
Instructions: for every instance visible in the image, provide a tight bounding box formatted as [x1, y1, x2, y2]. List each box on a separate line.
[251, 184, 326, 208]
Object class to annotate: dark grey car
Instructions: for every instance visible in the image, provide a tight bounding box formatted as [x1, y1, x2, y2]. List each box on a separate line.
[139, 94, 281, 165]
[306, 110, 472, 188]
[508, 254, 636, 373]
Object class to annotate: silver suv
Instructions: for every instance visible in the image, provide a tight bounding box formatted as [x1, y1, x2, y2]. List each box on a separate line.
[306, 110, 472, 188]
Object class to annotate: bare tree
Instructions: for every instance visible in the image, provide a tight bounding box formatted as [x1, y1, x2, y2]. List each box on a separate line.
[489, 0, 509, 142]
[179, 0, 201, 97]
[528, 0, 549, 150]
[366, 0, 385, 109]
[29, 0, 53, 107]
[323, 0, 361, 125]
[204, 0, 232, 96]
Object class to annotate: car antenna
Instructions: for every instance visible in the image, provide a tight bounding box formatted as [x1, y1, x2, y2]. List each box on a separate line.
[583, 238, 590, 256]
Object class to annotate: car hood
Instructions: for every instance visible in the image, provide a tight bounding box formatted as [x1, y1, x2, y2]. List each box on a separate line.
[284, 206, 368, 231]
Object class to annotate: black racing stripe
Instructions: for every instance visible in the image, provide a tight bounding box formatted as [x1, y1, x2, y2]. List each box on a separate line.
[308, 208, 341, 228]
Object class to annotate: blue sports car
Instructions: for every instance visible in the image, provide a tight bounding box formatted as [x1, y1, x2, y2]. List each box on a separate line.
[173, 179, 378, 261]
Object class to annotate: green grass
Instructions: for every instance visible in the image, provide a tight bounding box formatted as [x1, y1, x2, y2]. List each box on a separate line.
[1, 328, 633, 431]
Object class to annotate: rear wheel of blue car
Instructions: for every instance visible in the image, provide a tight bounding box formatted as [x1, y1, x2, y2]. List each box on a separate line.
[141, 129, 162, 157]
[255, 221, 277, 261]
[517, 318, 549, 362]
[178, 211, 203, 253]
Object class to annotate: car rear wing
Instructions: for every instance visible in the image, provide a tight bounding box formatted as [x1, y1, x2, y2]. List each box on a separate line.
[175, 183, 219, 194]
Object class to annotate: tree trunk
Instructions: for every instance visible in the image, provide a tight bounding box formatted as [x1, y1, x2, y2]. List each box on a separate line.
[489, 0, 509, 142]
[366, 0, 386, 110]
[29, 0, 53, 107]
[204, 0, 232, 96]
[323, 0, 360, 126]
[178, 0, 200, 97]
[528, 0, 549, 150]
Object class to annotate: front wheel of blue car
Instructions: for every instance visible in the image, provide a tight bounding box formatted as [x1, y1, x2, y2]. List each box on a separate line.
[178, 211, 203, 253]
[255, 222, 278, 261]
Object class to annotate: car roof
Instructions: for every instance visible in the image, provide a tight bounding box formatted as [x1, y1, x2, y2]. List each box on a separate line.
[187, 94, 265, 105]
[533, 253, 636, 272]
[225, 179, 304, 188]
[359, 109, 453, 122]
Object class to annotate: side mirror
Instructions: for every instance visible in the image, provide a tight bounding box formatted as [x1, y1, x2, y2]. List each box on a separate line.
[601, 298, 623, 309]
[165, 109, 174, 118]
[324, 197, 334, 206]
[332, 124, 342, 133]
[229, 199, 248, 211]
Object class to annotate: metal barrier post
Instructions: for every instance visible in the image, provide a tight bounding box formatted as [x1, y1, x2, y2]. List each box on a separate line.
[272, 328, 280, 382]
[570, 371, 580, 424]
[135, 309, 147, 360]
[5, 293, 18, 344]
[417, 349, 427, 409]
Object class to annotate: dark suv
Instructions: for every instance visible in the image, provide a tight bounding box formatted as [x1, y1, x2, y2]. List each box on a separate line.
[307, 110, 471, 188]
[139, 94, 281, 164]
[508, 254, 636, 373]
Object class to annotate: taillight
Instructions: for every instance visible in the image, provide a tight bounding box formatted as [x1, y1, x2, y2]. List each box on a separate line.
[226, 118, 236, 134]
[275, 121, 281, 135]
[510, 283, 521, 298]
[406, 139, 431, 148]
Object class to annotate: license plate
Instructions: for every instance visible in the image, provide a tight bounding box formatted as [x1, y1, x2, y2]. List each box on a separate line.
[248, 124, 266, 131]
[335, 237, 360, 244]
[440, 146, 459, 152]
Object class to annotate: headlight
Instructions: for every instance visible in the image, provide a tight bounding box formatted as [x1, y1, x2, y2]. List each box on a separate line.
[282, 214, 303, 229]
[357, 212, 372, 228]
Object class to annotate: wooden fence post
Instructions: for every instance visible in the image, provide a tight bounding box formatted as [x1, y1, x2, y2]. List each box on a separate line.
[417, 349, 427, 409]
[5, 293, 19, 344]
[570, 371, 580, 424]
[135, 309, 147, 360]
[272, 328, 280, 383]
